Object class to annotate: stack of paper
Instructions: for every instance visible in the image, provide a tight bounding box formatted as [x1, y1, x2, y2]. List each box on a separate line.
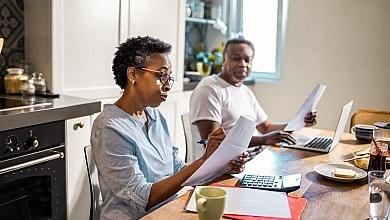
[182, 116, 256, 186]
[186, 186, 291, 218]
[186, 186, 307, 220]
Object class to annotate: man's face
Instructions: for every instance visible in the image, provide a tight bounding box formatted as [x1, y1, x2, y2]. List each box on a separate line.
[221, 43, 254, 86]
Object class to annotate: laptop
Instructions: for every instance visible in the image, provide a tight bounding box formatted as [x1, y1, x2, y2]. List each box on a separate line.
[283, 100, 353, 153]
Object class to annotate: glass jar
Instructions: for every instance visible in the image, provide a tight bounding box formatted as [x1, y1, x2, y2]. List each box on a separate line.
[374, 122, 390, 145]
[368, 142, 388, 172]
[32, 72, 46, 94]
[21, 79, 35, 96]
[4, 68, 27, 94]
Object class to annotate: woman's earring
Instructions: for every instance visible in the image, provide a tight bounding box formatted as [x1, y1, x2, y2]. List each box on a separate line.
[130, 79, 135, 85]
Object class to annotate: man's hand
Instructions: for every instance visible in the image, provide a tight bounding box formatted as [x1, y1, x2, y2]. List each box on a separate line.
[201, 127, 226, 161]
[304, 111, 317, 127]
[226, 152, 249, 174]
[246, 145, 264, 162]
[263, 130, 296, 145]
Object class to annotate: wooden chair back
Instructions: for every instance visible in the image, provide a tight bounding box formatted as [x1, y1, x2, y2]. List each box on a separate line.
[350, 109, 390, 130]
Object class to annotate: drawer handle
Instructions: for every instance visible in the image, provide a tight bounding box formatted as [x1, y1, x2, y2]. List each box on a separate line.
[73, 122, 85, 130]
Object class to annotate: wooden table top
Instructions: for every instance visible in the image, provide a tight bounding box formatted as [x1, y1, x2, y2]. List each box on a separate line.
[142, 128, 372, 220]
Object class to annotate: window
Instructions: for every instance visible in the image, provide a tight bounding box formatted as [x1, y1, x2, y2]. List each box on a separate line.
[242, 0, 288, 82]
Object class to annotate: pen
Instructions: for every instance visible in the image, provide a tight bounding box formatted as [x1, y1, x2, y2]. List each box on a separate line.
[197, 139, 208, 145]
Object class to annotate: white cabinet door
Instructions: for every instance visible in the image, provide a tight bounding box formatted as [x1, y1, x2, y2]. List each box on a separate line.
[52, 0, 122, 98]
[128, 0, 185, 92]
[65, 116, 92, 220]
[52, 0, 185, 98]
[158, 91, 192, 160]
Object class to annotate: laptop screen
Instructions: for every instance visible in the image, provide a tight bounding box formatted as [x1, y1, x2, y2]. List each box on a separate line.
[329, 100, 354, 150]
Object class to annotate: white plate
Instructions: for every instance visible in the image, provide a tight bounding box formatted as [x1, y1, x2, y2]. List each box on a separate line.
[313, 163, 367, 182]
[352, 148, 370, 157]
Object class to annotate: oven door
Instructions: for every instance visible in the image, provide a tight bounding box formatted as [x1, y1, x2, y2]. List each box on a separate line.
[0, 145, 66, 220]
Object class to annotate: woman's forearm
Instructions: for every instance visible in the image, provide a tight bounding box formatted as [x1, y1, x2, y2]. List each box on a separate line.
[146, 158, 205, 210]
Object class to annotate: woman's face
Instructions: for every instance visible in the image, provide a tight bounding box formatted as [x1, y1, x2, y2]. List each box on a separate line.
[134, 53, 173, 107]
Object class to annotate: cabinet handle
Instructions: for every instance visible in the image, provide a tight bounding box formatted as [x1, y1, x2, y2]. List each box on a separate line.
[73, 122, 85, 130]
[118, 0, 122, 45]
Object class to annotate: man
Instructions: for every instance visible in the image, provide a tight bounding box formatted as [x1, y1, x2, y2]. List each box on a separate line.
[190, 38, 316, 155]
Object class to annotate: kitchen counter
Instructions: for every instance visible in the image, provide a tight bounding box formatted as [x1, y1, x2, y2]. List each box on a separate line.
[0, 94, 101, 131]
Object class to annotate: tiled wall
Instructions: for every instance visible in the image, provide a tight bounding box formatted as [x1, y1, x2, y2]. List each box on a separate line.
[0, 0, 25, 92]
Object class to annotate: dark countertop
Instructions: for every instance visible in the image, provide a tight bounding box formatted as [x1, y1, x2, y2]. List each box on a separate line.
[0, 94, 101, 131]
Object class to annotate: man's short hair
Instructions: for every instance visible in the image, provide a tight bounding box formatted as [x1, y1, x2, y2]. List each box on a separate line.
[223, 38, 255, 58]
[112, 36, 172, 89]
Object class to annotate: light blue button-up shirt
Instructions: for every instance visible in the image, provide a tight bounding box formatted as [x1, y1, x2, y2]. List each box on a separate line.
[91, 104, 185, 219]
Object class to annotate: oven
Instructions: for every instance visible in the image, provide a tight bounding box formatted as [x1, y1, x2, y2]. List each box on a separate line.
[0, 121, 66, 220]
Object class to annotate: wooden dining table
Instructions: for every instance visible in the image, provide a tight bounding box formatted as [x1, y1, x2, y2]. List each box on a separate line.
[141, 128, 373, 220]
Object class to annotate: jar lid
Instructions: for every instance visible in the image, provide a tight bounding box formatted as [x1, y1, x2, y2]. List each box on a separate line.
[375, 122, 390, 129]
[7, 68, 24, 74]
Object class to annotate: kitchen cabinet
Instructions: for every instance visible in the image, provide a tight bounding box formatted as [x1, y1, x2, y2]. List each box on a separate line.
[128, 0, 185, 92]
[52, 0, 123, 98]
[52, 0, 189, 157]
[157, 91, 192, 160]
[65, 116, 92, 220]
[52, 0, 185, 98]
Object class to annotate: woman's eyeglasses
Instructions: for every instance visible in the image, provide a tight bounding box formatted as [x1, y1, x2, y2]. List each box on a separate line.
[140, 67, 175, 87]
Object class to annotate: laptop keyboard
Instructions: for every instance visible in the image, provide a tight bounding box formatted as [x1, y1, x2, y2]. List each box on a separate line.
[304, 137, 333, 149]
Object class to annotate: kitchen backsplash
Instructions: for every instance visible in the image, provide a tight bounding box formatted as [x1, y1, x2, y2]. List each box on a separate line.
[0, 0, 25, 93]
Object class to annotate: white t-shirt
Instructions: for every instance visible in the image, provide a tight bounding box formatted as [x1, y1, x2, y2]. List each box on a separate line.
[190, 75, 268, 136]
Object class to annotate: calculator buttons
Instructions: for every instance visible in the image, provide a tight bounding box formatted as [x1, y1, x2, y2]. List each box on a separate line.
[239, 174, 301, 192]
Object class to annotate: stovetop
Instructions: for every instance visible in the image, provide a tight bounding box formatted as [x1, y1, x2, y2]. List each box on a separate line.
[0, 97, 51, 112]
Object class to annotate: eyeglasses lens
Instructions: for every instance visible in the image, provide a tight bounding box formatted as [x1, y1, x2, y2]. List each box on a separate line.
[159, 71, 174, 87]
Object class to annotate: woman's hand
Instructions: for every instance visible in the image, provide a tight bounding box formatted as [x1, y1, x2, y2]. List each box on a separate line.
[201, 127, 226, 161]
[263, 130, 296, 145]
[226, 152, 249, 174]
[304, 111, 317, 127]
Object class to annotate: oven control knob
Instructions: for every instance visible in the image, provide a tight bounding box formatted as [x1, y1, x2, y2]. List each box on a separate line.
[25, 137, 39, 149]
[5, 135, 19, 153]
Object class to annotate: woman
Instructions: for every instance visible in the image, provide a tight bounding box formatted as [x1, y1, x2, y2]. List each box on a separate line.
[91, 36, 248, 219]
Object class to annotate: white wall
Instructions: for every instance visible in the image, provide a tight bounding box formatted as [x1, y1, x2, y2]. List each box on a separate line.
[251, 0, 390, 131]
[25, 0, 52, 88]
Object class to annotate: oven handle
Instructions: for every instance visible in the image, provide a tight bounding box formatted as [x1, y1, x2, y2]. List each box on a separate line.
[0, 151, 65, 175]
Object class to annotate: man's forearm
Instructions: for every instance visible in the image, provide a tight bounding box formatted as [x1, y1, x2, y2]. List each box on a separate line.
[257, 122, 288, 134]
[249, 136, 265, 147]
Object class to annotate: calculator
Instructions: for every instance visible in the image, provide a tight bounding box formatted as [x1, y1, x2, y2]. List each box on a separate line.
[239, 173, 302, 193]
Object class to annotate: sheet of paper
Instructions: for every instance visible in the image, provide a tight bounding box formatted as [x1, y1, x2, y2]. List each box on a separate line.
[186, 186, 291, 218]
[182, 116, 256, 186]
[284, 84, 327, 132]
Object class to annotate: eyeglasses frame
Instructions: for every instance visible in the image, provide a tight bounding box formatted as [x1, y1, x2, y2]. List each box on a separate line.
[140, 67, 175, 87]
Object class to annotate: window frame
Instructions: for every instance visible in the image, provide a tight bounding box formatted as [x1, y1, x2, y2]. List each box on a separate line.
[243, 0, 289, 83]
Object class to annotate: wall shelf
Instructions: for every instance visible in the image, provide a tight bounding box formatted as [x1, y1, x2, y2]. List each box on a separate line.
[185, 17, 216, 25]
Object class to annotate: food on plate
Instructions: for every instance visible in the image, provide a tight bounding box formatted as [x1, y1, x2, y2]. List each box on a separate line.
[354, 157, 369, 170]
[334, 168, 356, 178]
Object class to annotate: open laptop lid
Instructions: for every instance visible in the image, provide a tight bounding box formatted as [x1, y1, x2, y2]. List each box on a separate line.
[328, 100, 354, 151]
